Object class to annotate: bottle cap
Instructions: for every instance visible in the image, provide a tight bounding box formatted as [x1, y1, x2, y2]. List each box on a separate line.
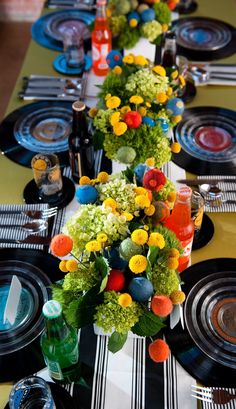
[177, 185, 192, 200]
[96, 0, 107, 5]
[42, 300, 62, 319]
[72, 101, 86, 112]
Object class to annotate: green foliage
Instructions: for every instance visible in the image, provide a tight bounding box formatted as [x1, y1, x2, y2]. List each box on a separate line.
[95, 256, 111, 292]
[114, 25, 140, 50]
[108, 331, 128, 353]
[153, 2, 171, 24]
[132, 310, 165, 336]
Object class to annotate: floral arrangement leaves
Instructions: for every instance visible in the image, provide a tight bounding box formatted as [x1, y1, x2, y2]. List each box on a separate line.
[108, 331, 128, 353]
[132, 310, 165, 337]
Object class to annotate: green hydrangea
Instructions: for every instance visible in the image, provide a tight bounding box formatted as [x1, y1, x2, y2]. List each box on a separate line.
[115, 25, 140, 50]
[63, 204, 129, 257]
[109, 15, 127, 36]
[93, 109, 114, 134]
[103, 125, 171, 167]
[154, 178, 176, 202]
[96, 177, 137, 213]
[141, 20, 162, 42]
[63, 262, 100, 292]
[94, 291, 142, 333]
[125, 68, 169, 100]
[149, 265, 180, 296]
[153, 2, 171, 24]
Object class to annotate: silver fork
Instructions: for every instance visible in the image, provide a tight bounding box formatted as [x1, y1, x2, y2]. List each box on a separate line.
[191, 384, 236, 404]
[0, 207, 58, 220]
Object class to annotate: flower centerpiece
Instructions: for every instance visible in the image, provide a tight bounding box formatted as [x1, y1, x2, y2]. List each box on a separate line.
[50, 160, 186, 362]
[89, 51, 184, 168]
[107, 0, 178, 49]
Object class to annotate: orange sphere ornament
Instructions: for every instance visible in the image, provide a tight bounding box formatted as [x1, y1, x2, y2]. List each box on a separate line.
[149, 339, 170, 362]
[50, 234, 73, 257]
[151, 294, 173, 317]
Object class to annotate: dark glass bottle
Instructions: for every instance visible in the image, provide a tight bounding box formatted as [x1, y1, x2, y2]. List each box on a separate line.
[68, 100, 94, 183]
[40, 300, 79, 384]
[161, 31, 178, 75]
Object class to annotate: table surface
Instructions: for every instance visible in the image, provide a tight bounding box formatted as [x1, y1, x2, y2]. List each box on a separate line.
[0, 0, 236, 406]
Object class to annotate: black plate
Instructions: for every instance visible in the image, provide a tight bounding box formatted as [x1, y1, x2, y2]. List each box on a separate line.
[192, 213, 214, 250]
[4, 382, 77, 409]
[31, 9, 94, 52]
[172, 17, 236, 61]
[23, 176, 75, 209]
[0, 249, 64, 382]
[172, 106, 236, 175]
[0, 101, 72, 168]
[165, 258, 236, 387]
[180, 80, 197, 104]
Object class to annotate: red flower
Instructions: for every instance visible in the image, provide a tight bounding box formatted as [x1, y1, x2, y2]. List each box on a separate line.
[105, 269, 125, 291]
[143, 168, 166, 192]
[124, 111, 142, 128]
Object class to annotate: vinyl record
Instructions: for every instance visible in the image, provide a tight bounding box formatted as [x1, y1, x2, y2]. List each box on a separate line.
[0, 248, 64, 382]
[172, 17, 236, 61]
[0, 101, 72, 168]
[172, 106, 236, 175]
[31, 9, 95, 52]
[165, 258, 236, 387]
[23, 176, 75, 209]
[192, 213, 214, 250]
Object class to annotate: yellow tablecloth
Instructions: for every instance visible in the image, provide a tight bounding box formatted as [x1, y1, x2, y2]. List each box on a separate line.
[0, 0, 235, 406]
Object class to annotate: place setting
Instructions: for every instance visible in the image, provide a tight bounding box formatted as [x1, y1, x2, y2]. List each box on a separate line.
[46, 0, 95, 10]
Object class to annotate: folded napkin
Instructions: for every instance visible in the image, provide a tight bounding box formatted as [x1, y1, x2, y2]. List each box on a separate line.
[197, 175, 236, 212]
[0, 203, 49, 250]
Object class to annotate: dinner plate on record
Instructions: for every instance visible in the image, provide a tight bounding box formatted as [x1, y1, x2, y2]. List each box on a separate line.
[172, 17, 236, 61]
[165, 258, 236, 387]
[0, 248, 64, 382]
[0, 101, 72, 168]
[172, 106, 236, 175]
[31, 9, 95, 52]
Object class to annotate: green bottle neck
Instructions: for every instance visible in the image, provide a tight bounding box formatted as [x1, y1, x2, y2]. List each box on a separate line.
[44, 315, 71, 340]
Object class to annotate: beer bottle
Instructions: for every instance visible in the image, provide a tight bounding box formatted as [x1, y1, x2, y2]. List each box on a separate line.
[161, 31, 178, 75]
[40, 300, 79, 383]
[68, 100, 94, 183]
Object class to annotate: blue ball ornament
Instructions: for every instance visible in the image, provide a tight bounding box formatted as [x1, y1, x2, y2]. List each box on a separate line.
[127, 11, 141, 23]
[141, 8, 155, 22]
[166, 98, 185, 116]
[106, 50, 123, 69]
[142, 116, 156, 127]
[104, 247, 128, 271]
[134, 163, 150, 184]
[128, 277, 153, 302]
[75, 185, 98, 204]
[157, 117, 169, 133]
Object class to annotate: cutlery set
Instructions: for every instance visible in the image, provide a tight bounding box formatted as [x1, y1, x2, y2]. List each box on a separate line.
[188, 63, 236, 86]
[46, 0, 95, 9]
[191, 384, 236, 405]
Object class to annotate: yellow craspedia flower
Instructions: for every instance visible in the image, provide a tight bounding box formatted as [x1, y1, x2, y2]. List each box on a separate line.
[103, 198, 117, 211]
[146, 157, 155, 167]
[123, 54, 134, 64]
[138, 106, 147, 116]
[147, 232, 165, 248]
[65, 259, 79, 272]
[106, 96, 121, 109]
[129, 18, 138, 28]
[97, 171, 109, 183]
[113, 65, 122, 75]
[79, 176, 91, 185]
[146, 101, 151, 108]
[152, 65, 166, 77]
[134, 55, 148, 66]
[134, 186, 148, 196]
[118, 293, 133, 307]
[113, 121, 127, 136]
[162, 23, 169, 33]
[59, 260, 68, 273]
[85, 240, 102, 252]
[172, 116, 182, 125]
[97, 233, 108, 243]
[171, 70, 179, 79]
[33, 159, 47, 171]
[106, 7, 112, 17]
[167, 257, 179, 270]
[144, 204, 155, 216]
[105, 93, 111, 100]
[144, 225, 149, 231]
[179, 75, 186, 87]
[88, 107, 98, 118]
[135, 194, 150, 208]
[120, 106, 131, 117]
[167, 87, 173, 96]
[129, 95, 144, 105]
[110, 111, 121, 126]
[171, 142, 181, 153]
[170, 290, 186, 305]
[129, 255, 148, 274]
[169, 248, 180, 259]
[121, 212, 134, 221]
[131, 229, 148, 245]
[167, 191, 177, 202]
[156, 92, 168, 104]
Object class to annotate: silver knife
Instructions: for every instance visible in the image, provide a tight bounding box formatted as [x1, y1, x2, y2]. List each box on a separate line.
[22, 88, 81, 96]
[0, 235, 52, 245]
[177, 178, 236, 186]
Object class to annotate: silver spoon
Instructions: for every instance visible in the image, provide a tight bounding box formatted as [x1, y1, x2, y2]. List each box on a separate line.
[0, 219, 48, 233]
[199, 184, 236, 207]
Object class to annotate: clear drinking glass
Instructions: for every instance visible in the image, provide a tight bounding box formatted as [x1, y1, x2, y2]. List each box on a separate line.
[31, 153, 63, 203]
[9, 376, 55, 409]
[191, 191, 205, 241]
[62, 26, 85, 69]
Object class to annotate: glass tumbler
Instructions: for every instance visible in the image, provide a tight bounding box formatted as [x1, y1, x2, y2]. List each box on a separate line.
[9, 376, 55, 409]
[31, 153, 63, 203]
[62, 26, 85, 69]
[191, 191, 205, 241]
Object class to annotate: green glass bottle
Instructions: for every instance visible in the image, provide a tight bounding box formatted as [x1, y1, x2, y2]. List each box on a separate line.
[40, 300, 79, 383]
